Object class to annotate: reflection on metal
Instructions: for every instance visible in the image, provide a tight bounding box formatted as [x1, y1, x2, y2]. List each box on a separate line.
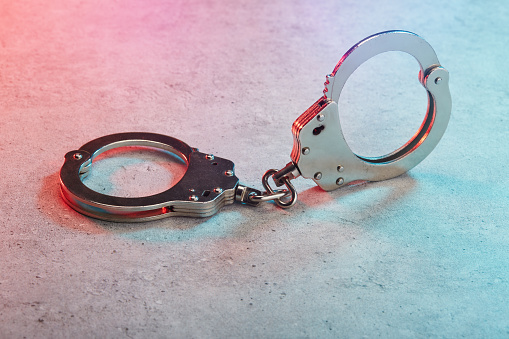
[289, 30, 451, 191]
[59, 31, 450, 221]
[60, 133, 239, 221]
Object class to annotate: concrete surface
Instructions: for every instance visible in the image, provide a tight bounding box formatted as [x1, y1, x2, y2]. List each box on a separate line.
[1, 0, 508, 337]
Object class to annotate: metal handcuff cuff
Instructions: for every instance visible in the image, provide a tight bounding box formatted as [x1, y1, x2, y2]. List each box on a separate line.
[60, 30, 451, 222]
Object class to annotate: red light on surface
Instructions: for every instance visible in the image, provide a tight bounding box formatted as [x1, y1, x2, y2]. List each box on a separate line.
[161, 206, 175, 214]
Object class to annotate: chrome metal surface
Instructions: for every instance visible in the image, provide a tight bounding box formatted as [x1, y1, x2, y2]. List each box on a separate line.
[262, 169, 297, 208]
[291, 30, 451, 191]
[248, 190, 288, 203]
[235, 184, 263, 206]
[235, 184, 288, 205]
[60, 30, 450, 219]
[271, 162, 301, 187]
[60, 132, 239, 221]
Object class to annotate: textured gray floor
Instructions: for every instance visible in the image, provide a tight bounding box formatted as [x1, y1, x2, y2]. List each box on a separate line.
[1, 0, 508, 338]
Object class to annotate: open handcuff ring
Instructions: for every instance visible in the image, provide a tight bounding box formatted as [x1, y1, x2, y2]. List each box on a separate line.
[60, 30, 451, 221]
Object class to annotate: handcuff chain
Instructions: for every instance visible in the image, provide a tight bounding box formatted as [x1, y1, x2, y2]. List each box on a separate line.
[261, 169, 298, 208]
[248, 190, 288, 203]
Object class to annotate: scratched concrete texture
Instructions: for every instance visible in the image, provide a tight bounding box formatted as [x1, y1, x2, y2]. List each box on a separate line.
[0, 0, 508, 338]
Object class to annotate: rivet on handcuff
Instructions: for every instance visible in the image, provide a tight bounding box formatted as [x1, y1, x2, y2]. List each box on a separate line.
[59, 30, 451, 222]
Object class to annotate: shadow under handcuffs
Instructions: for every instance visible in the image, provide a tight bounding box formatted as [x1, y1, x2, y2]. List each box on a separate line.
[39, 166, 416, 241]
[295, 173, 417, 226]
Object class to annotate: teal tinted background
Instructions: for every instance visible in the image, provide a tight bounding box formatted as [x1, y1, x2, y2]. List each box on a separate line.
[0, 0, 507, 337]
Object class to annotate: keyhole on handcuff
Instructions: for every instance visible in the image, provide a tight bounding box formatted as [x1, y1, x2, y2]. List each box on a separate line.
[313, 125, 325, 135]
[338, 51, 428, 159]
[82, 146, 187, 198]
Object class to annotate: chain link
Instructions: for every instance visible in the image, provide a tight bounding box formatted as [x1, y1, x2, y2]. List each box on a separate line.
[262, 169, 298, 208]
[236, 168, 298, 208]
[248, 190, 288, 203]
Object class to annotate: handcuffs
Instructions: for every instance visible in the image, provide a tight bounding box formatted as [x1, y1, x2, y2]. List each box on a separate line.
[60, 30, 451, 222]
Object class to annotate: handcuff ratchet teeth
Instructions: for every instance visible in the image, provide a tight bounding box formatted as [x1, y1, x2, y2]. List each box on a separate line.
[59, 30, 451, 222]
